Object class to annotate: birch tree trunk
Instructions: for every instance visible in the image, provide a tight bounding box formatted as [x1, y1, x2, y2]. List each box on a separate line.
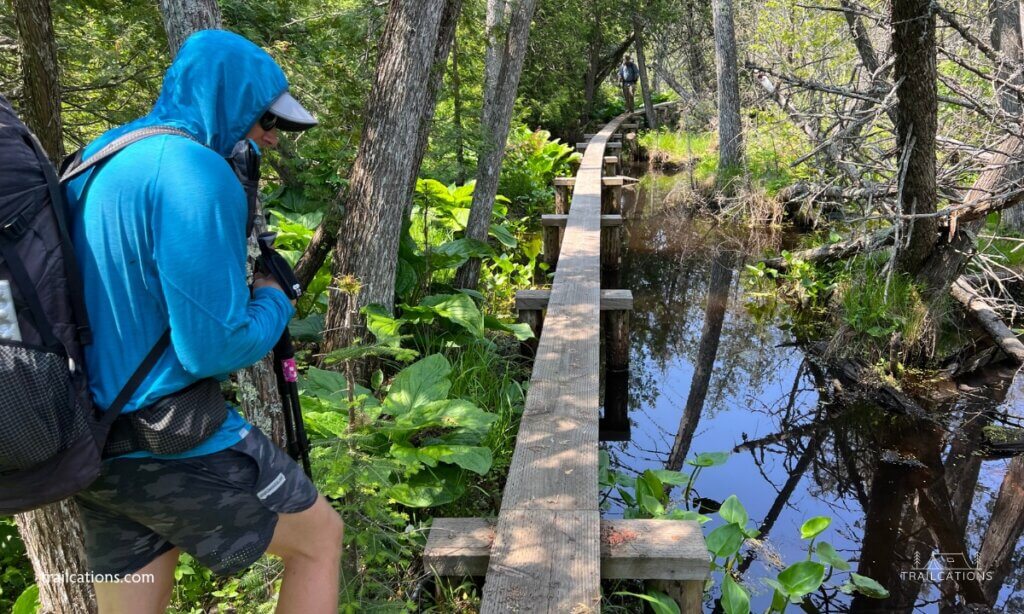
[12, 0, 63, 161]
[891, 0, 939, 275]
[322, 0, 453, 357]
[632, 7, 656, 129]
[454, 0, 539, 290]
[158, 0, 223, 57]
[11, 2, 96, 612]
[712, 0, 743, 176]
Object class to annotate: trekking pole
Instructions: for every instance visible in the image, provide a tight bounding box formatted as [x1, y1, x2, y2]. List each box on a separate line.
[256, 232, 311, 477]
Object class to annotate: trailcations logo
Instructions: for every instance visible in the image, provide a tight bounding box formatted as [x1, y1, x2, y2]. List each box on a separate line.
[899, 551, 995, 583]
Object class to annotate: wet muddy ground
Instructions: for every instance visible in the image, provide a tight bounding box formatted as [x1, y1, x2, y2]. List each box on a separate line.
[600, 173, 1024, 612]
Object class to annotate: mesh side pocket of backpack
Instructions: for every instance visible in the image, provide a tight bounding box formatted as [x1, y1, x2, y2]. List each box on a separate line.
[0, 342, 89, 472]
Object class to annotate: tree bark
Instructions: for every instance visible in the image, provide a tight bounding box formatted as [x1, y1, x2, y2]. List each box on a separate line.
[454, 0, 539, 290]
[977, 456, 1024, 603]
[158, 0, 223, 57]
[451, 32, 468, 185]
[12, 0, 63, 161]
[891, 0, 939, 274]
[992, 0, 1024, 230]
[712, 0, 743, 175]
[322, 0, 453, 357]
[632, 5, 656, 129]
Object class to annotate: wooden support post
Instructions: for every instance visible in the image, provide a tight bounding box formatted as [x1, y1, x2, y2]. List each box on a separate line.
[603, 224, 622, 272]
[605, 308, 630, 373]
[543, 224, 561, 273]
[600, 369, 630, 441]
[649, 579, 705, 614]
[603, 155, 620, 177]
[602, 185, 623, 215]
[553, 182, 571, 215]
[517, 307, 543, 358]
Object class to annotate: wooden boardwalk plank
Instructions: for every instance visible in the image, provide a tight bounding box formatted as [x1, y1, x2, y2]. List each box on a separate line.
[480, 114, 631, 612]
[516, 288, 633, 311]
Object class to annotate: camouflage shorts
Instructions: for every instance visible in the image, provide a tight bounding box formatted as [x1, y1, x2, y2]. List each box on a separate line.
[75, 426, 318, 577]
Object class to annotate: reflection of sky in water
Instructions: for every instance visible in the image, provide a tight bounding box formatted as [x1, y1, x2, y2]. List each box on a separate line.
[602, 176, 1024, 611]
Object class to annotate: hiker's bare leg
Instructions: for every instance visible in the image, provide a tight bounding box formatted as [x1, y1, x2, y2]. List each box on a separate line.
[94, 546, 179, 614]
[267, 494, 344, 614]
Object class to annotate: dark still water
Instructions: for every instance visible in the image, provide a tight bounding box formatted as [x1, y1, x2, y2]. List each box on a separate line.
[600, 174, 1024, 612]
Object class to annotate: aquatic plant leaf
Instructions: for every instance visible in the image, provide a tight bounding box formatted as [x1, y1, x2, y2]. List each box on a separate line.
[721, 574, 751, 614]
[648, 469, 690, 486]
[799, 516, 831, 540]
[815, 541, 850, 571]
[612, 591, 680, 614]
[383, 354, 452, 416]
[846, 573, 890, 599]
[706, 523, 745, 559]
[687, 451, 730, 467]
[777, 561, 826, 600]
[719, 495, 749, 527]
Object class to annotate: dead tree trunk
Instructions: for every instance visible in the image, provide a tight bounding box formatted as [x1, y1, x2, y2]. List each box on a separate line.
[322, 0, 454, 357]
[712, 0, 743, 177]
[891, 0, 940, 274]
[977, 456, 1024, 603]
[158, 0, 222, 56]
[992, 0, 1024, 230]
[12, 0, 63, 161]
[632, 5, 656, 128]
[454, 0, 539, 290]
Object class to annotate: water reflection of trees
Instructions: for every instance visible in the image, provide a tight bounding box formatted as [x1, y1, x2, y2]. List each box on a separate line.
[614, 192, 1024, 611]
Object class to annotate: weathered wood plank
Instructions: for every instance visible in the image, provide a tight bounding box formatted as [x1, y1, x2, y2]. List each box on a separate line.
[554, 175, 637, 187]
[577, 140, 623, 151]
[481, 511, 602, 613]
[541, 214, 624, 227]
[515, 289, 633, 311]
[425, 518, 710, 581]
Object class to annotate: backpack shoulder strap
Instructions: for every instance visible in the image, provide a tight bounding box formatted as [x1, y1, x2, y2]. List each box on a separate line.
[60, 126, 197, 183]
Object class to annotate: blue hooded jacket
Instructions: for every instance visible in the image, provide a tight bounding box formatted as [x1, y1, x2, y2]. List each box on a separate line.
[65, 30, 296, 460]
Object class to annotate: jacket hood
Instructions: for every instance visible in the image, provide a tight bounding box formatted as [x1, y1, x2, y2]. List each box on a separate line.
[85, 30, 288, 159]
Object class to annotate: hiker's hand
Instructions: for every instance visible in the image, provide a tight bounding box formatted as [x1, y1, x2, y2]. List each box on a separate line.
[254, 273, 297, 306]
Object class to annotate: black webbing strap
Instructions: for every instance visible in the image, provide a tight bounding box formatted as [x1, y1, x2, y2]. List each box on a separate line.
[0, 241, 60, 349]
[26, 134, 94, 345]
[97, 329, 172, 435]
[60, 126, 197, 183]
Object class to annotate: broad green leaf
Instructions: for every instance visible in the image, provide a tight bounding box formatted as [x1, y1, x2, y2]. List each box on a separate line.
[390, 443, 493, 475]
[383, 354, 452, 416]
[301, 367, 377, 409]
[303, 411, 349, 438]
[429, 238, 493, 269]
[719, 495, 749, 527]
[648, 469, 690, 486]
[687, 451, 730, 467]
[706, 523, 745, 559]
[612, 591, 680, 614]
[640, 492, 665, 516]
[665, 509, 712, 523]
[799, 516, 831, 540]
[489, 223, 518, 248]
[721, 574, 751, 614]
[777, 561, 826, 599]
[387, 467, 465, 508]
[289, 313, 324, 341]
[848, 573, 890, 599]
[12, 584, 39, 614]
[640, 470, 667, 503]
[362, 304, 407, 347]
[421, 293, 485, 337]
[815, 541, 850, 571]
[484, 315, 535, 341]
[385, 399, 497, 442]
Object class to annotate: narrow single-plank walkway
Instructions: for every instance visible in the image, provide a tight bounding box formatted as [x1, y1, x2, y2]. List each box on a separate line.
[479, 113, 632, 612]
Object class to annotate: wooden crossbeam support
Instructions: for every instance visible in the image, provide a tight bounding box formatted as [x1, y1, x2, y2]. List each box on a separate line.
[584, 132, 622, 141]
[541, 214, 623, 227]
[621, 122, 639, 130]
[603, 155, 620, 177]
[577, 140, 622, 151]
[426, 518, 708, 611]
[553, 175, 638, 187]
[516, 288, 633, 312]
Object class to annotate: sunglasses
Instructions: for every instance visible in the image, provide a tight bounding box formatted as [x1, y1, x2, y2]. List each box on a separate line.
[259, 111, 278, 131]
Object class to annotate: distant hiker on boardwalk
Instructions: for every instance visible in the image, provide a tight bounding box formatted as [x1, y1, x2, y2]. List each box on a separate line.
[619, 54, 640, 113]
[63, 30, 343, 613]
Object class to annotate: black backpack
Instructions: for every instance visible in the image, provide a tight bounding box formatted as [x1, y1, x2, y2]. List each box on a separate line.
[0, 94, 187, 514]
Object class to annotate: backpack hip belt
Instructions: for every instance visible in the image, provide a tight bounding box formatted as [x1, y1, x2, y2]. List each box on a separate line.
[102, 377, 229, 458]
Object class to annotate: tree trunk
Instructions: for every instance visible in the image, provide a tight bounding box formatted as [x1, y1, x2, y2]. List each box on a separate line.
[683, 0, 712, 99]
[891, 0, 939, 274]
[666, 251, 734, 470]
[454, 0, 539, 290]
[977, 456, 1024, 603]
[12, 0, 63, 161]
[632, 7, 656, 129]
[321, 0, 453, 358]
[582, 8, 603, 123]
[451, 33, 468, 185]
[712, 0, 743, 175]
[158, 0, 222, 57]
[993, 0, 1024, 230]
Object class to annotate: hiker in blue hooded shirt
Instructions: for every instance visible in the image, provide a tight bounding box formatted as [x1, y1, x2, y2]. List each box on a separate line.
[65, 30, 342, 613]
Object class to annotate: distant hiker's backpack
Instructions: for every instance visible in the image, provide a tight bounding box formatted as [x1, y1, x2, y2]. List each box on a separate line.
[0, 94, 189, 514]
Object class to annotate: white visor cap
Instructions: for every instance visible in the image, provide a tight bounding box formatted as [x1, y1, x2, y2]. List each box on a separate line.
[267, 91, 318, 131]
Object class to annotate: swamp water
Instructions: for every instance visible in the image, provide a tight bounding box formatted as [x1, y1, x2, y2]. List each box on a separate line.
[599, 172, 1024, 612]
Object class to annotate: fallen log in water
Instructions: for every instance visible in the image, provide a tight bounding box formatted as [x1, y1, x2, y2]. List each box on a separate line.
[950, 277, 1024, 363]
[761, 227, 894, 270]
